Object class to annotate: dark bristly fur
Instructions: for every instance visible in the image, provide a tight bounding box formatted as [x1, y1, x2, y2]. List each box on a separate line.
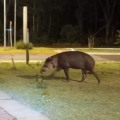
[41, 51, 100, 84]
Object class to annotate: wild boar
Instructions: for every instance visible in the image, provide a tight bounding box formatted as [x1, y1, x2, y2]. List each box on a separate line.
[40, 51, 100, 84]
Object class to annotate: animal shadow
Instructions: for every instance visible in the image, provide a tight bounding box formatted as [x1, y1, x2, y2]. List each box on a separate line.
[17, 74, 36, 80]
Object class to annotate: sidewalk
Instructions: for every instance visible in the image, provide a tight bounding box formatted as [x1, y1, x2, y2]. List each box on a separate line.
[0, 91, 50, 120]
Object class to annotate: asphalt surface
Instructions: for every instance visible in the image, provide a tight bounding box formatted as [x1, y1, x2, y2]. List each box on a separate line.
[0, 53, 119, 62]
[95, 55, 120, 61]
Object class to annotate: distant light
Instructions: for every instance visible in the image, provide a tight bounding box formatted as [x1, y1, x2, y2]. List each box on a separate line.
[70, 48, 76, 51]
[6, 29, 12, 31]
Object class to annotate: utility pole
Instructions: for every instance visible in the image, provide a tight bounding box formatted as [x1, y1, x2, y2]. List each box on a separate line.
[4, 0, 6, 49]
[23, 6, 28, 44]
[23, 6, 29, 64]
[14, 0, 16, 46]
[10, 21, 12, 47]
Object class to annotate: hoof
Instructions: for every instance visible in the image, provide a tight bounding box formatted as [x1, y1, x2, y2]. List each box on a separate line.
[79, 79, 84, 82]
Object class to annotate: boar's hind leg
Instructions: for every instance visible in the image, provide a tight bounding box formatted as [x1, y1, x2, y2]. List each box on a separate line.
[80, 69, 86, 82]
[63, 68, 69, 82]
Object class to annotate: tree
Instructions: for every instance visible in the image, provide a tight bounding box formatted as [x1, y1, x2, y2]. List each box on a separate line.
[60, 24, 81, 43]
[97, 0, 118, 45]
[75, 0, 99, 47]
[60, 24, 72, 41]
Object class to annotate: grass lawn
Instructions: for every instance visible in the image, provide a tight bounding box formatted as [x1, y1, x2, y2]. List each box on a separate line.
[0, 47, 55, 54]
[0, 47, 120, 54]
[0, 62, 120, 120]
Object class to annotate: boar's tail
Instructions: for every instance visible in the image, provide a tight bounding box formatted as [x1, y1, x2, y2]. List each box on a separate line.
[91, 71, 100, 84]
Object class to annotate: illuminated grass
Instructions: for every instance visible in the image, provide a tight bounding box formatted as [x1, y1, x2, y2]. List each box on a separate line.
[0, 62, 120, 120]
[0, 47, 55, 54]
[0, 47, 120, 54]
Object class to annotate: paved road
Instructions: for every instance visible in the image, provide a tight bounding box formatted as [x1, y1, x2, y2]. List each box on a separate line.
[95, 55, 120, 61]
[0, 53, 119, 62]
[0, 54, 49, 62]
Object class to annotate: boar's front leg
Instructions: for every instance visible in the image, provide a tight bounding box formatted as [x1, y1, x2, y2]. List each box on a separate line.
[63, 68, 69, 82]
[80, 69, 86, 82]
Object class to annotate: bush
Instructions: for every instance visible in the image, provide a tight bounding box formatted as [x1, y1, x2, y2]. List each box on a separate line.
[60, 24, 72, 40]
[38, 34, 49, 44]
[16, 40, 33, 49]
[60, 25, 82, 43]
[66, 26, 81, 43]
[114, 30, 120, 45]
[25, 42, 33, 49]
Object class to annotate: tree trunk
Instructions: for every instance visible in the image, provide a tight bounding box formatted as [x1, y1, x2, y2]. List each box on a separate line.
[105, 21, 111, 45]
[32, 1, 35, 32]
[88, 34, 94, 49]
[26, 47, 29, 65]
[97, 0, 117, 45]
[105, 24, 109, 44]
[48, 12, 52, 36]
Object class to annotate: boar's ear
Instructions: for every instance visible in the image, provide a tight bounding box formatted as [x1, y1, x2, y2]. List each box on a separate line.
[46, 57, 52, 62]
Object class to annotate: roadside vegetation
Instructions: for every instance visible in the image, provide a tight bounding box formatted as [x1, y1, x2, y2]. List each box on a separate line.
[0, 62, 120, 120]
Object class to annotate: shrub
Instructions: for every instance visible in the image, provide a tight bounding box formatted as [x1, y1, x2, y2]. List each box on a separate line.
[38, 34, 49, 44]
[25, 42, 33, 49]
[114, 30, 120, 45]
[60, 24, 72, 40]
[16, 40, 25, 49]
[66, 26, 80, 43]
[60, 25, 82, 43]
[16, 40, 33, 49]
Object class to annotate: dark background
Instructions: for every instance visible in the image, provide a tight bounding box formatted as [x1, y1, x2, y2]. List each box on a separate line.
[0, 0, 120, 47]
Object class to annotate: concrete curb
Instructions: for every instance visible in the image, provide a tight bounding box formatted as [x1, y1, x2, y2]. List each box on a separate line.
[0, 91, 50, 120]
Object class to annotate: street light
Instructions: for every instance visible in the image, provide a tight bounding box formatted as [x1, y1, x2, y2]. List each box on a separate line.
[14, 0, 16, 46]
[4, 0, 6, 49]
